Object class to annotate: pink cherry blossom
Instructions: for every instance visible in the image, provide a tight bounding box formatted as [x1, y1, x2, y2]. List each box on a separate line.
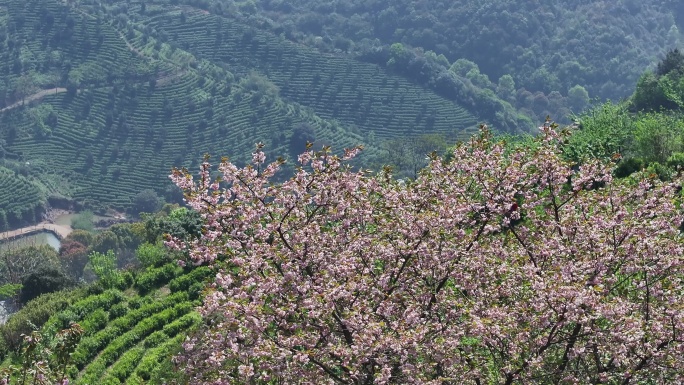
[170, 130, 684, 384]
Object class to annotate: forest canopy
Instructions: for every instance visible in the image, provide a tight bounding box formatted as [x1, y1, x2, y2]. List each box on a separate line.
[183, 0, 683, 121]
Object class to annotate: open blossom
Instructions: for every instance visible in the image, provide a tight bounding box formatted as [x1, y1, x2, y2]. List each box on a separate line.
[171, 129, 684, 384]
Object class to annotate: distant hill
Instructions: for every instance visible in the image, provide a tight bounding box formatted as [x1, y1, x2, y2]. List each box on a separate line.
[192, 0, 683, 121]
[0, 0, 496, 221]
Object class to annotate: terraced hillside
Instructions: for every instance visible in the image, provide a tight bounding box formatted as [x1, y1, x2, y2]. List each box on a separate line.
[0, 0, 481, 217]
[0, 0, 355, 213]
[139, 6, 479, 141]
[0, 166, 44, 228]
[20, 264, 214, 384]
[0, 0, 153, 108]
[0, 0, 153, 216]
[2, 73, 369, 209]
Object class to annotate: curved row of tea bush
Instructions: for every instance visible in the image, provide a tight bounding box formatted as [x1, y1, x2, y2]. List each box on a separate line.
[0, 167, 45, 229]
[145, 8, 479, 142]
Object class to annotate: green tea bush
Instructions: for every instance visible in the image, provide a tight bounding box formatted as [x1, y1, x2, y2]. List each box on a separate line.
[79, 301, 192, 381]
[143, 330, 167, 348]
[162, 312, 201, 337]
[135, 334, 185, 380]
[109, 347, 145, 381]
[0, 288, 86, 352]
[80, 308, 109, 333]
[168, 266, 212, 293]
[135, 262, 183, 294]
[126, 373, 145, 385]
[128, 295, 153, 310]
[72, 292, 189, 369]
[109, 302, 127, 319]
[70, 290, 125, 318]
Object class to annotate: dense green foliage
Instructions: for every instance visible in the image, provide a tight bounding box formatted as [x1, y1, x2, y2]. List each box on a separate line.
[18, 266, 74, 303]
[71, 210, 95, 232]
[144, 9, 478, 131]
[0, 205, 212, 384]
[0, 244, 61, 286]
[632, 48, 684, 112]
[566, 52, 684, 180]
[570, 106, 684, 180]
[0, 288, 88, 352]
[0, 0, 681, 219]
[197, 0, 681, 120]
[0, 323, 84, 385]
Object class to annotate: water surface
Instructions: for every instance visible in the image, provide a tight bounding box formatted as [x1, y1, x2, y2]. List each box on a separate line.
[0, 231, 61, 251]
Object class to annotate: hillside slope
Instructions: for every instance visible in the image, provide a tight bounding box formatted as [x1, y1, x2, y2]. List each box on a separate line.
[0, 0, 485, 218]
[223, 0, 681, 100]
[189, 0, 682, 122]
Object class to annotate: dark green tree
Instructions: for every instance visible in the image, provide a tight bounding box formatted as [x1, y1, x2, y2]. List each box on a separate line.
[19, 267, 74, 304]
[290, 122, 316, 158]
[133, 189, 161, 215]
[656, 48, 684, 77]
[567, 85, 590, 112]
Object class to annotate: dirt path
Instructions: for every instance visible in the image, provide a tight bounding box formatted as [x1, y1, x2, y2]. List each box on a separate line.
[0, 222, 72, 242]
[0, 88, 67, 113]
[118, 31, 149, 60]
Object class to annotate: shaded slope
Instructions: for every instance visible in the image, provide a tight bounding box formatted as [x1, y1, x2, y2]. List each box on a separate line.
[0, 0, 483, 212]
[139, 6, 479, 140]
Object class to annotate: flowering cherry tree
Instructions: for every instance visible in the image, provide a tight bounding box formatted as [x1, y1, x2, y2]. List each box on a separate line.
[169, 126, 684, 384]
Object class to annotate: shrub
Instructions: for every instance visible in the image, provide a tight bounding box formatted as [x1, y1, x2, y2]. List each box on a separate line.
[135, 262, 183, 294]
[646, 161, 674, 181]
[667, 151, 684, 170]
[0, 288, 85, 352]
[168, 266, 212, 293]
[0, 324, 84, 384]
[19, 267, 75, 304]
[0, 245, 61, 285]
[136, 334, 185, 381]
[0, 284, 21, 301]
[135, 242, 168, 267]
[126, 374, 145, 385]
[109, 346, 145, 381]
[59, 238, 89, 278]
[71, 210, 95, 232]
[70, 290, 125, 318]
[133, 189, 161, 216]
[109, 302, 127, 319]
[614, 157, 645, 178]
[143, 330, 167, 348]
[162, 312, 201, 337]
[88, 250, 131, 289]
[66, 229, 95, 247]
[80, 308, 109, 333]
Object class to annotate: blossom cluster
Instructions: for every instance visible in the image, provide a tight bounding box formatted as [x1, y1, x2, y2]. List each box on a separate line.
[170, 127, 684, 384]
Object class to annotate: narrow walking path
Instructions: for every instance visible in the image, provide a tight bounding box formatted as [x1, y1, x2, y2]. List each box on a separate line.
[0, 222, 72, 242]
[0, 88, 67, 113]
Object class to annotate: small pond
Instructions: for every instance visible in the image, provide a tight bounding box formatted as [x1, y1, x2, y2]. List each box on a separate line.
[0, 231, 61, 252]
[53, 212, 112, 227]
